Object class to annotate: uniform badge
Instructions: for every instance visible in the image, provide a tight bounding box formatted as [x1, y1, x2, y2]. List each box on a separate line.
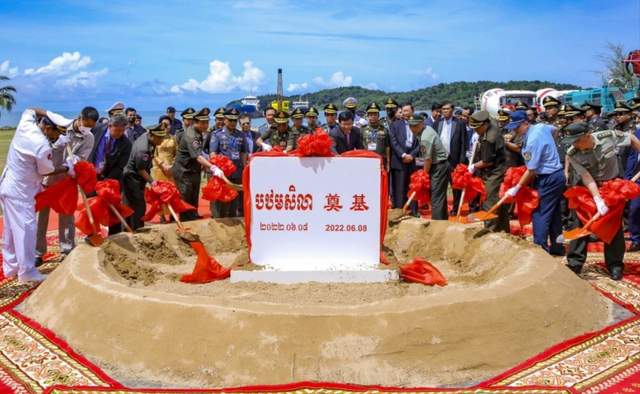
[523, 152, 532, 161]
[192, 140, 200, 147]
[420, 145, 426, 154]
[142, 153, 149, 161]
[47, 153, 52, 160]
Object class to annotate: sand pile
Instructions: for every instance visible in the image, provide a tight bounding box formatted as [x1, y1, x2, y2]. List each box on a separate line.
[20, 217, 616, 388]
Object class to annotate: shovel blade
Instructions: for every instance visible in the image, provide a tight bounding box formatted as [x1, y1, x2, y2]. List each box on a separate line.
[448, 216, 470, 224]
[467, 211, 498, 223]
[87, 233, 105, 247]
[557, 228, 592, 243]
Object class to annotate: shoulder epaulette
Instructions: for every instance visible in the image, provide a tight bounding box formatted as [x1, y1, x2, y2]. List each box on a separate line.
[566, 145, 576, 156]
[593, 130, 614, 140]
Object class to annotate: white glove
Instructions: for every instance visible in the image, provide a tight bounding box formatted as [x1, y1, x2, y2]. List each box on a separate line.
[210, 165, 224, 178]
[52, 134, 70, 148]
[594, 196, 609, 216]
[262, 143, 272, 152]
[66, 157, 76, 178]
[505, 184, 521, 198]
[46, 111, 73, 129]
[468, 163, 475, 174]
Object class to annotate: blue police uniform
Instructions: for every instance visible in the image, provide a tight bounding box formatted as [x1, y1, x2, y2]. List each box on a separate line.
[522, 122, 566, 255]
[209, 127, 247, 217]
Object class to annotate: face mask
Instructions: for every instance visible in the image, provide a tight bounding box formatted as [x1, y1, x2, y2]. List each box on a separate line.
[79, 126, 92, 134]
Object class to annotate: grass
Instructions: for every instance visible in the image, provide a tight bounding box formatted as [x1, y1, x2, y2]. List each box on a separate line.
[0, 129, 15, 175]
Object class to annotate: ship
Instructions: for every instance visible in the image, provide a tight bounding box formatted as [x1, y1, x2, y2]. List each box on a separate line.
[291, 96, 309, 111]
[229, 95, 261, 118]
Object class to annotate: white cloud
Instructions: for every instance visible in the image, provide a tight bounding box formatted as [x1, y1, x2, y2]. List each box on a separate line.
[56, 68, 108, 88]
[0, 60, 18, 78]
[417, 67, 439, 80]
[171, 60, 264, 94]
[25, 51, 92, 76]
[313, 71, 353, 88]
[287, 82, 308, 92]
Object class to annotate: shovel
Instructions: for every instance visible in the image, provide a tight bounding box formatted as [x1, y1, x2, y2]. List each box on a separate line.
[218, 172, 243, 191]
[402, 191, 416, 212]
[66, 145, 104, 246]
[468, 195, 510, 223]
[108, 203, 134, 233]
[164, 203, 200, 243]
[556, 213, 601, 244]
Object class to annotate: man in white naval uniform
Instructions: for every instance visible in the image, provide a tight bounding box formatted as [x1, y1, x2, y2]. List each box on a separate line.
[0, 109, 73, 283]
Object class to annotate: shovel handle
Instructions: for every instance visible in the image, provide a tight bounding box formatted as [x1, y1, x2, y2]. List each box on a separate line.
[456, 140, 479, 221]
[632, 170, 640, 183]
[582, 213, 601, 230]
[108, 203, 133, 233]
[403, 191, 416, 212]
[488, 195, 510, 214]
[165, 204, 185, 232]
[219, 173, 243, 191]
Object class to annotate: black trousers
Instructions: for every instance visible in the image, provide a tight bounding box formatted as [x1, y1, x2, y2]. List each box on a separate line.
[123, 177, 146, 230]
[177, 173, 201, 221]
[566, 210, 625, 272]
[430, 161, 450, 220]
[391, 166, 412, 209]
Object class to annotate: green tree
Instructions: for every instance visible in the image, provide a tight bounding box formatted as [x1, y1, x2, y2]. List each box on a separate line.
[599, 42, 636, 88]
[0, 76, 16, 120]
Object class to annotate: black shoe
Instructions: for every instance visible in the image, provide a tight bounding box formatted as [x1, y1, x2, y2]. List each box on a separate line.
[628, 243, 640, 252]
[567, 265, 582, 275]
[34, 256, 44, 268]
[610, 266, 624, 281]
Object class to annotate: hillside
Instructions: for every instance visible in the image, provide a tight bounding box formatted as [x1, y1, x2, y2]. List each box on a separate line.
[228, 81, 581, 111]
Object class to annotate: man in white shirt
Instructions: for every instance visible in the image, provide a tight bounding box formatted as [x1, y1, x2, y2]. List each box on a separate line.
[35, 107, 97, 265]
[1, 109, 73, 283]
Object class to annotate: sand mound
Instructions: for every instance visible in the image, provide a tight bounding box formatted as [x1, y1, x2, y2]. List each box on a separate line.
[20, 217, 616, 388]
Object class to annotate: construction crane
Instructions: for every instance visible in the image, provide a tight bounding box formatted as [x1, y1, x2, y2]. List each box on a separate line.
[271, 68, 290, 112]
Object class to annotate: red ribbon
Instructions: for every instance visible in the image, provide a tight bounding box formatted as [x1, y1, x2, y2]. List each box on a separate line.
[451, 164, 486, 203]
[35, 161, 97, 215]
[210, 155, 236, 177]
[202, 177, 238, 203]
[180, 240, 230, 283]
[407, 169, 430, 207]
[141, 180, 196, 222]
[565, 179, 640, 244]
[75, 179, 133, 235]
[291, 129, 335, 157]
[399, 257, 447, 286]
[499, 166, 539, 226]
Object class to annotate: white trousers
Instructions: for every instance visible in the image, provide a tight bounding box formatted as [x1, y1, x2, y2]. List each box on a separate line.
[1, 196, 37, 278]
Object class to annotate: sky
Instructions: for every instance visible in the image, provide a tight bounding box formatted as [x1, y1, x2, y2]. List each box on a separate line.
[0, 0, 639, 114]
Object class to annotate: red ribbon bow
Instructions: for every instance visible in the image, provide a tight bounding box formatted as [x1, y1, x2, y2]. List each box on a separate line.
[499, 166, 539, 226]
[202, 155, 239, 203]
[75, 179, 134, 235]
[210, 155, 236, 177]
[451, 164, 486, 203]
[565, 179, 640, 244]
[35, 161, 98, 215]
[141, 180, 196, 222]
[293, 129, 335, 157]
[407, 169, 431, 207]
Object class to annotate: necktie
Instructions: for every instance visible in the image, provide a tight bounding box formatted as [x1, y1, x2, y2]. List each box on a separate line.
[345, 131, 351, 149]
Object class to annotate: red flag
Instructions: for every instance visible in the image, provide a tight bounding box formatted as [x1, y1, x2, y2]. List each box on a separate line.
[407, 169, 431, 207]
[564, 179, 640, 244]
[499, 166, 539, 226]
[451, 164, 486, 203]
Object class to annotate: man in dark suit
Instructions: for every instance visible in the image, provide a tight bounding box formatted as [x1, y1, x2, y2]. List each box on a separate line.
[389, 103, 421, 209]
[329, 111, 364, 154]
[435, 101, 468, 214]
[89, 113, 133, 235]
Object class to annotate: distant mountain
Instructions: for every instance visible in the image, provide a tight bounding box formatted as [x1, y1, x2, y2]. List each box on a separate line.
[227, 81, 581, 111]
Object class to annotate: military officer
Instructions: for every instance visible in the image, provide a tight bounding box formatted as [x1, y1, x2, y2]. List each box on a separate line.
[514, 100, 528, 111]
[580, 102, 607, 131]
[203, 107, 226, 156]
[343, 97, 365, 127]
[468, 111, 509, 232]
[382, 97, 400, 129]
[123, 124, 168, 230]
[322, 103, 339, 134]
[614, 101, 636, 132]
[361, 102, 391, 170]
[504, 110, 566, 255]
[172, 107, 223, 221]
[175, 107, 196, 145]
[305, 107, 321, 131]
[417, 114, 449, 220]
[287, 108, 311, 150]
[563, 122, 640, 280]
[209, 108, 247, 217]
[542, 96, 561, 126]
[261, 110, 291, 151]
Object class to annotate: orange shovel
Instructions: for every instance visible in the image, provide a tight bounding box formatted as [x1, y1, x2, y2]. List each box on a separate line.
[467, 195, 510, 223]
[556, 213, 601, 244]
